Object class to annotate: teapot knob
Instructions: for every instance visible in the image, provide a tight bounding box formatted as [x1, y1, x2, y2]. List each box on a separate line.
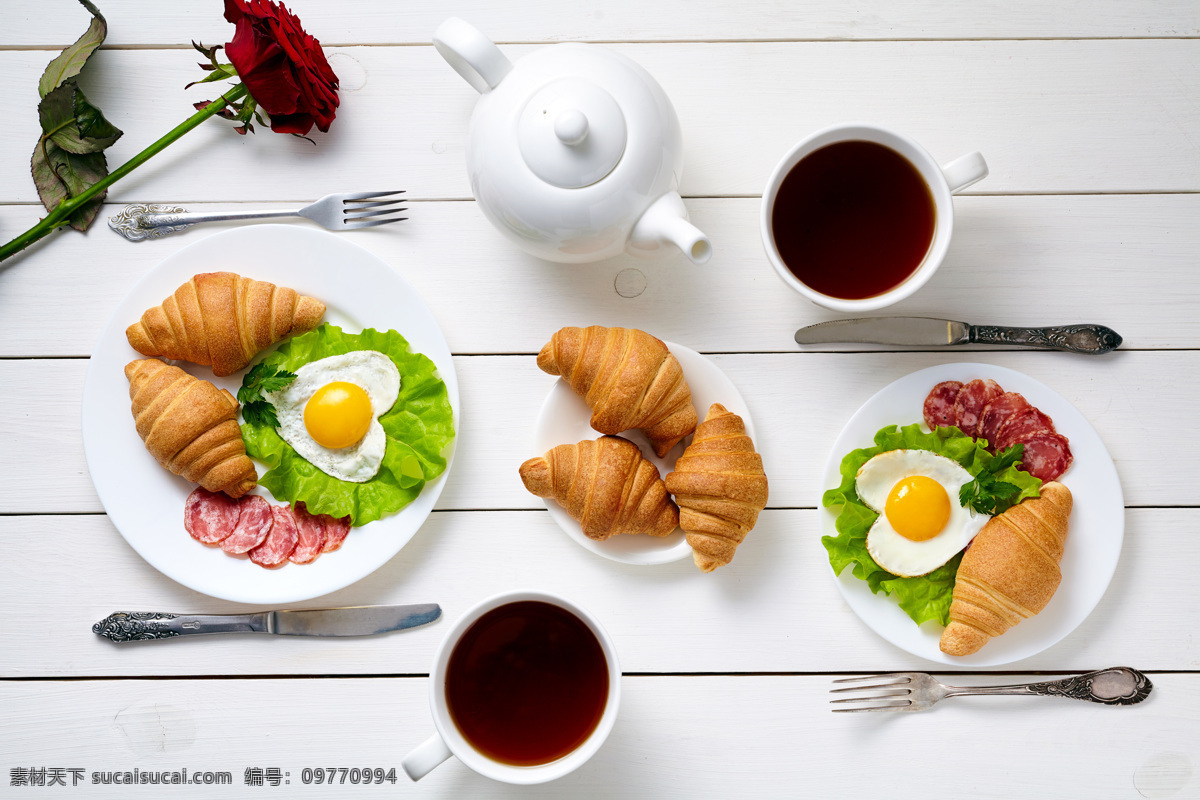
[554, 110, 589, 146]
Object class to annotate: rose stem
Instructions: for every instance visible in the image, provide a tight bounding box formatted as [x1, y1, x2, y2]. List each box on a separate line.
[0, 83, 249, 263]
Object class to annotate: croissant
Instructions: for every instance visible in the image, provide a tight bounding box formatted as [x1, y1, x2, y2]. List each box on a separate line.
[940, 482, 1073, 656]
[665, 404, 769, 572]
[125, 358, 258, 498]
[519, 436, 679, 540]
[537, 326, 698, 458]
[126, 271, 325, 377]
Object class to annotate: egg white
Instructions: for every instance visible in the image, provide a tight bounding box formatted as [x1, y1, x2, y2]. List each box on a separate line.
[855, 449, 989, 577]
[266, 351, 401, 483]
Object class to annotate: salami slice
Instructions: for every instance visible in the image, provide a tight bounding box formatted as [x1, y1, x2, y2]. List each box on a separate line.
[978, 392, 1030, 450]
[250, 506, 300, 567]
[320, 514, 352, 553]
[221, 495, 274, 554]
[1014, 431, 1073, 481]
[184, 488, 241, 544]
[288, 502, 327, 564]
[996, 407, 1056, 452]
[923, 381, 963, 431]
[952, 379, 1006, 437]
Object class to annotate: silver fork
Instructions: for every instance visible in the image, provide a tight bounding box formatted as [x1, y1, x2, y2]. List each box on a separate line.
[108, 191, 407, 241]
[830, 667, 1152, 713]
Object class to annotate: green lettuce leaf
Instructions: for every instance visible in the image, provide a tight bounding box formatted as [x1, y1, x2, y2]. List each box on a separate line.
[240, 325, 455, 526]
[821, 423, 1041, 627]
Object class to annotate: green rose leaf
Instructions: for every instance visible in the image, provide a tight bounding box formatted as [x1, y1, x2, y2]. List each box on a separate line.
[29, 1, 121, 230]
[30, 138, 108, 231]
[37, 0, 107, 99]
[40, 84, 123, 155]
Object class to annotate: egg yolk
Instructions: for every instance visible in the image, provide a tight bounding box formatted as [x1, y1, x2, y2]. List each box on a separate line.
[304, 382, 373, 449]
[884, 476, 951, 541]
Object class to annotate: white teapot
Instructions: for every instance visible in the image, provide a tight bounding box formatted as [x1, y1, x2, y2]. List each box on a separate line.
[433, 18, 712, 265]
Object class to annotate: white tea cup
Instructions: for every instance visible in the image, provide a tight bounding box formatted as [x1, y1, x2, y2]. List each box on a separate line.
[761, 122, 988, 312]
[401, 590, 621, 785]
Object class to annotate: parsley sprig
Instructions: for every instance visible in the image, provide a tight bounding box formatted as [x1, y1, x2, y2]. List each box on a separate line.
[237, 362, 296, 428]
[958, 444, 1027, 515]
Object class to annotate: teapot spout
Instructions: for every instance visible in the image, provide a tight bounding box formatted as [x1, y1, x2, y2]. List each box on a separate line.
[628, 192, 712, 265]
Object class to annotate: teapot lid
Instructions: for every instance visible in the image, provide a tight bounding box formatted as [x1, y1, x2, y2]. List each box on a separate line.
[517, 79, 627, 189]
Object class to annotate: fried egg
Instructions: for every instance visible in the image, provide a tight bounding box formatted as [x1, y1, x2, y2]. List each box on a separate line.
[855, 449, 989, 577]
[267, 351, 401, 482]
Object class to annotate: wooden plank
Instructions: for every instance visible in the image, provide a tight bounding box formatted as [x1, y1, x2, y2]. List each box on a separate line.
[0, 41, 1196, 204]
[1, 195, 1197, 358]
[0, 508, 1194, 677]
[9, 0, 1199, 46]
[0, 350, 1194, 514]
[2, 674, 1196, 798]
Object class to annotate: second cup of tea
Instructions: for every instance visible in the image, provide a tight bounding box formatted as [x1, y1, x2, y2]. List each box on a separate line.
[761, 123, 987, 312]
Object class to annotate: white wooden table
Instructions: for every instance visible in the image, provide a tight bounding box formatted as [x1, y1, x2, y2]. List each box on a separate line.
[2, 2, 1198, 797]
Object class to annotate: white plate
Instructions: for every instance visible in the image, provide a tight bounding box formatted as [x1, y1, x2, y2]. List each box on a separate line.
[820, 362, 1123, 667]
[81, 226, 459, 604]
[532, 342, 755, 565]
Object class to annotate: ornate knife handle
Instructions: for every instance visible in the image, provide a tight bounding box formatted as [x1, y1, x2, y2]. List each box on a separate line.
[945, 667, 1152, 705]
[969, 324, 1123, 354]
[92, 611, 269, 642]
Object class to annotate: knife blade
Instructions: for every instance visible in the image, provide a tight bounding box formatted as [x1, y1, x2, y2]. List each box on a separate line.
[794, 317, 1122, 355]
[92, 604, 442, 642]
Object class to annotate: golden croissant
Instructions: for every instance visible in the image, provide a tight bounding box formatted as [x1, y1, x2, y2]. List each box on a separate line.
[940, 482, 1073, 656]
[125, 358, 258, 498]
[665, 404, 768, 572]
[537, 326, 698, 458]
[126, 271, 325, 377]
[519, 436, 679, 540]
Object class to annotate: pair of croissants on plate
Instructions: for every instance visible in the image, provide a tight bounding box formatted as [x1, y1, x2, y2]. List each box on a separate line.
[519, 326, 770, 573]
[124, 272, 326, 498]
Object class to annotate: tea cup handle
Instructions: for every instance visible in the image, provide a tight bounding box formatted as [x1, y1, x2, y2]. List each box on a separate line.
[433, 18, 513, 94]
[401, 733, 453, 782]
[941, 152, 989, 193]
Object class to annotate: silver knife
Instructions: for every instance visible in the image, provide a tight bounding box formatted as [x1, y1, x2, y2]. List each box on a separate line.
[92, 604, 441, 642]
[794, 317, 1122, 355]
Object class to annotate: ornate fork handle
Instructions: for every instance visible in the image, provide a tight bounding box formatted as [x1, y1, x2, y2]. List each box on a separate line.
[944, 667, 1152, 705]
[107, 203, 300, 241]
[969, 324, 1123, 354]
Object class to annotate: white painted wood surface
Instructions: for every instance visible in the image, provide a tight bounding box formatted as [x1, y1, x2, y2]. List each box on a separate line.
[1, 0, 1196, 797]
[4, 675, 1198, 799]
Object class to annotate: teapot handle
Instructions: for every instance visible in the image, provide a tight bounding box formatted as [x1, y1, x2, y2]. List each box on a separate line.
[433, 18, 513, 94]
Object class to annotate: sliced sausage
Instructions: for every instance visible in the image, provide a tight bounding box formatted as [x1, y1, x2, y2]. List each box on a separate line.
[1014, 431, 1074, 481]
[250, 505, 301, 567]
[978, 392, 1031, 450]
[320, 514, 352, 553]
[288, 502, 327, 564]
[952, 379, 1006, 438]
[923, 381, 964, 431]
[996, 407, 1056, 452]
[184, 488, 241, 544]
[221, 495, 274, 554]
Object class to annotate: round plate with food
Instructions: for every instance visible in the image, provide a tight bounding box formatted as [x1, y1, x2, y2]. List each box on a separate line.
[81, 226, 459, 604]
[532, 342, 756, 566]
[820, 362, 1122, 667]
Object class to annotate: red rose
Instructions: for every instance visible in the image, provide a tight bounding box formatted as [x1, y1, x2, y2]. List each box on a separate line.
[224, 0, 339, 135]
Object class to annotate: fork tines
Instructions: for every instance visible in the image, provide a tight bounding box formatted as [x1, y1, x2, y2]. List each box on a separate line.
[830, 673, 914, 713]
[342, 190, 407, 229]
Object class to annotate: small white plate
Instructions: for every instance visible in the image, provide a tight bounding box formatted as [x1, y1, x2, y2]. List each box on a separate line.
[81, 226, 459, 604]
[820, 362, 1123, 667]
[532, 342, 756, 565]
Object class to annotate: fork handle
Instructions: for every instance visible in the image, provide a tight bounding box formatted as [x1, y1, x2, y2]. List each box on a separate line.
[140, 209, 299, 229]
[945, 667, 1152, 705]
